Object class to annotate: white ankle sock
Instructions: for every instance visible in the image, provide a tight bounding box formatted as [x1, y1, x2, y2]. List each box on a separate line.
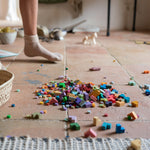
[24, 35, 63, 62]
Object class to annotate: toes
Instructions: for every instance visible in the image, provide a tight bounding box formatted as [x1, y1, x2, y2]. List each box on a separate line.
[54, 53, 63, 61]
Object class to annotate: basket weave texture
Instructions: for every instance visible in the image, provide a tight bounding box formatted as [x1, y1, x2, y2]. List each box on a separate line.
[0, 70, 14, 106]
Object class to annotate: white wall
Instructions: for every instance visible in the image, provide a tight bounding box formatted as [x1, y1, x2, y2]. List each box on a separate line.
[0, 0, 150, 30]
[126, 0, 150, 30]
[38, 0, 127, 30]
[38, 0, 150, 31]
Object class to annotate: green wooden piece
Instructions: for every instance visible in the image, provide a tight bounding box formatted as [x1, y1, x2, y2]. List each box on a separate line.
[70, 123, 80, 130]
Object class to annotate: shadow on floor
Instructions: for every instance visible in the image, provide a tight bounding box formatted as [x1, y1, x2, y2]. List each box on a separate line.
[0, 58, 56, 64]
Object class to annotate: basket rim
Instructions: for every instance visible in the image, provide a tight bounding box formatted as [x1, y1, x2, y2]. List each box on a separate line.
[0, 70, 14, 89]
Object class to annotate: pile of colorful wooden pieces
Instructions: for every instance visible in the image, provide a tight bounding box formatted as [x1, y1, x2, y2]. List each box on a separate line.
[35, 79, 138, 109]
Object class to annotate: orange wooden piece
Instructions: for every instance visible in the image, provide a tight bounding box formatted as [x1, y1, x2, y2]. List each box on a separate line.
[131, 101, 138, 107]
[143, 70, 149, 74]
[101, 82, 107, 85]
[43, 110, 47, 114]
[92, 103, 96, 107]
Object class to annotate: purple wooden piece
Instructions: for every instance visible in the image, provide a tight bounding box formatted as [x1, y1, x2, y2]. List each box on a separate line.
[85, 102, 92, 108]
[69, 116, 77, 123]
[84, 92, 89, 101]
[75, 97, 82, 105]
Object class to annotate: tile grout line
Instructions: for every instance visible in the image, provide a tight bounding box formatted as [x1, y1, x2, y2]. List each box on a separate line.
[63, 40, 69, 138]
[63, 41, 67, 78]
[1, 119, 150, 122]
[100, 43, 145, 93]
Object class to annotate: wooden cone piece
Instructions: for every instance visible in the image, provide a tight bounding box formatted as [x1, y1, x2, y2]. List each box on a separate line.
[127, 111, 138, 120]
[131, 139, 141, 150]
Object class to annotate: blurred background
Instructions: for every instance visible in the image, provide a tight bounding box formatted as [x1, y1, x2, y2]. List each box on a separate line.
[0, 0, 150, 31]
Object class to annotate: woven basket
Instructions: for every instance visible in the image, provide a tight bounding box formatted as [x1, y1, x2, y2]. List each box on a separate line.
[0, 70, 14, 106]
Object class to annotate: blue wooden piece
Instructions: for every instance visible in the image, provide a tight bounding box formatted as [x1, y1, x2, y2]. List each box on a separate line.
[100, 84, 107, 89]
[116, 123, 125, 133]
[124, 97, 130, 103]
[145, 89, 150, 96]
[102, 122, 112, 130]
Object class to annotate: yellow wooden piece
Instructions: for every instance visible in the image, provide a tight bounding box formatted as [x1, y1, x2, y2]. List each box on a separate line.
[116, 101, 125, 107]
[93, 117, 102, 126]
[131, 139, 141, 150]
[99, 104, 106, 108]
[53, 90, 61, 95]
[42, 85, 48, 89]
[74, 79, 82, 85]
[135, 41, 144, 44]
[67, 93, 77, 101]
[144, 41, 150, 45]
[42, 95, 47, 98]
[131, 101, 138, 107]
[89, 90, 100, 97]
[39, 101, 44, 105]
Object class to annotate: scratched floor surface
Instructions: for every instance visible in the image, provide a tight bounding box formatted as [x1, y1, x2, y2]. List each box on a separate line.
[0, 31, 150, 138]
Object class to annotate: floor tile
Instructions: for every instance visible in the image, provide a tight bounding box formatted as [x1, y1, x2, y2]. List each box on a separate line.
[0, 84, 67, 120]
[0, 120, 66, 138]
[68, 120, 150, 138]
[1, 31, 150, 139]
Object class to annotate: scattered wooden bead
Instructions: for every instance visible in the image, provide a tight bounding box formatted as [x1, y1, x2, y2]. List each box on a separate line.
[87, 110, 91, 114]
[110, 81, 114, 84]
[89, 67, 101, 71]
[128, 80, 136, 86]
[103, 113, 108, 117]
[7, 115, 11, 119]
[11, 104, 15, 107]
[16, 89, 20, 92]
[143, 70, 149, 74]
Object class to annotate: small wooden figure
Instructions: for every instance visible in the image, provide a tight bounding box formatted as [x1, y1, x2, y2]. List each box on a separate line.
[83, 32, 98, 45]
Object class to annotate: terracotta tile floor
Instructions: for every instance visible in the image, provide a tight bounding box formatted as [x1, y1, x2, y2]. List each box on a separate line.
[0, 31, 150, 138]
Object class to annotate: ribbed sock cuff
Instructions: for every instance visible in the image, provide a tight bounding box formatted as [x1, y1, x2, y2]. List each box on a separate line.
[24, 34, 39, 43]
